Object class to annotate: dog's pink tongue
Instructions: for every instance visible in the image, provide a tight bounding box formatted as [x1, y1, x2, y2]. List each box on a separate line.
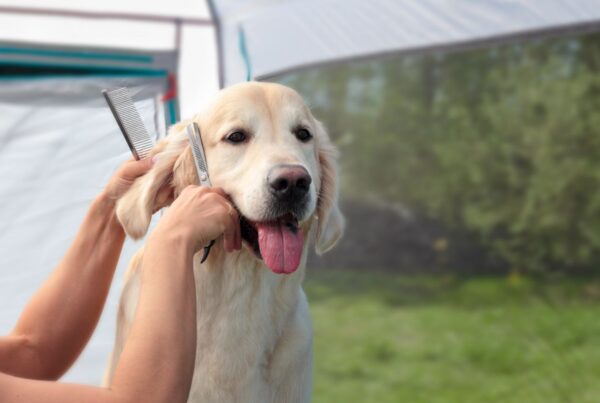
[257, 221, 304, 274]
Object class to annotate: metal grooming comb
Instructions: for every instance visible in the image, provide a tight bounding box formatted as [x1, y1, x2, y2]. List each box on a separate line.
[186, 122, 215, 263]
[102, 87, 155, 160]
[186, 123, 211, 187]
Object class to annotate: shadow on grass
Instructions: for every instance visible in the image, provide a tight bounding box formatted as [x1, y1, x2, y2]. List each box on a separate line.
[304, 268, 600, 308]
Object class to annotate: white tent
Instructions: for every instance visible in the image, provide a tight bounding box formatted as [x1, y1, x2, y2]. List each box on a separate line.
[1, 0, 599, 385]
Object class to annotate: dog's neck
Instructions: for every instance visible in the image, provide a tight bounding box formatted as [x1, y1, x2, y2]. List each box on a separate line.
[191, 243, 308, 318]
[188, 218, 315, 326]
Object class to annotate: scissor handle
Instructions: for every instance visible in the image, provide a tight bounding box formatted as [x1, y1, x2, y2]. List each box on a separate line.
[200, 239, 216, 263]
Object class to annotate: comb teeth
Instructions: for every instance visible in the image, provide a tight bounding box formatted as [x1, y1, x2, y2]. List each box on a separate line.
[190, 139, 208, 172]
[186, 123, 211, 187]
[103, 87, 154, 160]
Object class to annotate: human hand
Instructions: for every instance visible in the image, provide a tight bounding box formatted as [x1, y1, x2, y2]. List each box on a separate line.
[103, 157, 173, 212]
[151, 185, 242, 254]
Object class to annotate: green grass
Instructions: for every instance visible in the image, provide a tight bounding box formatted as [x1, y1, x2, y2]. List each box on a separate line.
[304, 270, 600, 403]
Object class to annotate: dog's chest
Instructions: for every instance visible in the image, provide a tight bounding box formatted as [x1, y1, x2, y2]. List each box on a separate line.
[186, 259, 301, 403]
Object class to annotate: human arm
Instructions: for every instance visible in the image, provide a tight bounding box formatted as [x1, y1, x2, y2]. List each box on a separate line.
[0, 185, 241, 403]
[0, 158, 165, 380]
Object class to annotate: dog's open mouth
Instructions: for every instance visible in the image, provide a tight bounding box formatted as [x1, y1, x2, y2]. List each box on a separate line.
[239, 213, 304, 274]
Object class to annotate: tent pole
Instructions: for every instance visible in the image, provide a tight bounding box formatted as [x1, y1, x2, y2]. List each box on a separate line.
[172, 18, 182, 122]
[206, 0, 225, 88]
[0, 5, 212, 26]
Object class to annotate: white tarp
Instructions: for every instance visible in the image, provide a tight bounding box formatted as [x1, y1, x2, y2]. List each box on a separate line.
[0, 77, 165, 383]
[1, 0, 600, 387]
[0, 1, 215, 384]
[0, 0, 210, 19]
[4, 1, 600, 112]
[213, 0, 600, 84]
[0, 0, 218, 118]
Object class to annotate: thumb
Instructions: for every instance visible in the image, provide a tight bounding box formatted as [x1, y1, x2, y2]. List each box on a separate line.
[120, 156, 157, 181]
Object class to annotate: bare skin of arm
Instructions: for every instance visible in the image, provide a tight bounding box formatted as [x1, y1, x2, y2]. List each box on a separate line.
[0, 158, 162, 380]
[0, 162, 241, 402]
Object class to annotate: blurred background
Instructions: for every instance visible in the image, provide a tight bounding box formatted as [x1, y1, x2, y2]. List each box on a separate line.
[1, 1, 600, 402]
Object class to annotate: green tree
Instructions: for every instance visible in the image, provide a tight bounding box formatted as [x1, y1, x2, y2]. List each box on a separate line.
[277, 32, 600, 272]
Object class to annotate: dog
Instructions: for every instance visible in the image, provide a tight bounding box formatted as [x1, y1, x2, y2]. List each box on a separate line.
[104, 82, 344, 403]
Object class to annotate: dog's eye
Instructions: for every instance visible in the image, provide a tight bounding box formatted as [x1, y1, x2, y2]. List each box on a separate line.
[226, 131, 247, 144]
[295, 128, 312, 143]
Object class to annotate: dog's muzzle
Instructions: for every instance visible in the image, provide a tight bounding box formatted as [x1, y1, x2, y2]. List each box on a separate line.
[266, 164, 311, 219]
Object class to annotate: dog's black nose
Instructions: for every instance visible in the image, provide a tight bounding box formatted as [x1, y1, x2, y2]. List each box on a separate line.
[268, 164, 311, 201]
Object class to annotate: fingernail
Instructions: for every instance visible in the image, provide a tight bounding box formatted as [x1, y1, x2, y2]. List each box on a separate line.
[151, 155, 160, 165]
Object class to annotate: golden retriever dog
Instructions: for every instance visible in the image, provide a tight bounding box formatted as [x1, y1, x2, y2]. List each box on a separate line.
[104, 82, 344, 403]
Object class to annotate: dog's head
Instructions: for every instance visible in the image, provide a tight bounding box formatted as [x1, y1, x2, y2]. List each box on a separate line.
[116, 82, 344, 274]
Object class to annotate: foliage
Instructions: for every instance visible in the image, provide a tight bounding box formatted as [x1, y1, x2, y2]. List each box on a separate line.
[304, 269, 600, 403]
[277, 33, 600, 272]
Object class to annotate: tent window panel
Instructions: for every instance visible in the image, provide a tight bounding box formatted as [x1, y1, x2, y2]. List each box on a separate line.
[0, 78, 167, 384]
[272, 29, 600, 274]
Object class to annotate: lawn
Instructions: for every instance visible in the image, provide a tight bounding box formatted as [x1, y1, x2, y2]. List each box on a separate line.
[303, 270, 600, 403]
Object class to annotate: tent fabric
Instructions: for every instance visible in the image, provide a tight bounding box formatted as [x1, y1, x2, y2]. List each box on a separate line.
[0, 77, 166, 384]
[0, 4, 218, 118]
[1, 0, 600, 387]
[211, 0, 600, 85]
[0, 43, 177, 75]
[3, 1, 600, 109]
[0, 0, 211, 21]
[0, 41, 179, 124]
[0, 12, 178, 51]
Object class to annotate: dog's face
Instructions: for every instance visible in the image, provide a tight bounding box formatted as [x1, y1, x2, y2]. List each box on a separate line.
[203, 83, 317, 223]
[116, 82, 344, 274]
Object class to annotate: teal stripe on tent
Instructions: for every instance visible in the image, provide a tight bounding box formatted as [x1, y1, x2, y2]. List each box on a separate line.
[0, 46, 177, 129]
[0, 74, 164, 81]
[0, 45, 153, 63]
[0, 59, 166, 77]
[238, 27, 252, 81]
[167, 99, 177, 124]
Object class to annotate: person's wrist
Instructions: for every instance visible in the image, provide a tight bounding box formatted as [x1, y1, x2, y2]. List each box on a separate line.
[149, 225, 197, 257]
[92, 191, 125, 234]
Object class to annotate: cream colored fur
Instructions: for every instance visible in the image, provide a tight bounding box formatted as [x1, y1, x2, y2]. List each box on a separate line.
[104, 82, 344, 403]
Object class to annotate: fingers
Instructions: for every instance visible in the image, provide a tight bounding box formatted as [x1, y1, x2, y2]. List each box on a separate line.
[119, 156, 156, 181]
[222, 203, 241, 252]
[210, 187, 229, 198]
[219, 189, 241, 251]
[160, 185, 242, 254]
[204, 188, 240, 253]
[180, 184, 201, 196]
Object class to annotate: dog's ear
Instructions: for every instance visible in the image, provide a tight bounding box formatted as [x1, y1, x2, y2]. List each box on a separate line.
[116, 121, 191, 239]
[314, 121, 345, 255]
